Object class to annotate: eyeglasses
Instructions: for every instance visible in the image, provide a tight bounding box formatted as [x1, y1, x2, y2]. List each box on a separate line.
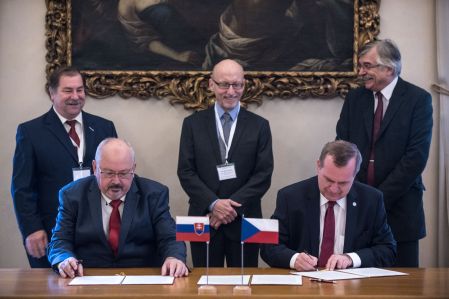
[211, 78, 244, 90]
[357, 63, 384, 71]
[99, 167, 134, 179]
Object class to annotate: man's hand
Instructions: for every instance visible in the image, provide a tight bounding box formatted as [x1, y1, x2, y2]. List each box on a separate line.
[294, 252, 318, 271]
[57, 257, 83, 278]
[325, 254, 353, 270]
[25, 230, 48, 258]
[211, 199, 242, 225]
[209, 214, 223, 230]
[161, 257, 189, 278]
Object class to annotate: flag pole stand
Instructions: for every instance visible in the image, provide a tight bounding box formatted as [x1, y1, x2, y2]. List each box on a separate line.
[198, 241, 217, 295]
[233, 240, 251, 295]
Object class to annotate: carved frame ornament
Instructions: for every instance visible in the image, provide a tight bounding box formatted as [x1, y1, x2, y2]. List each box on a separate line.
[45, 0, 380, 110]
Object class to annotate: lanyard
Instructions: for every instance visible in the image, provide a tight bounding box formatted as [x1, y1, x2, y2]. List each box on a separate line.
[214, 106, 238, 162]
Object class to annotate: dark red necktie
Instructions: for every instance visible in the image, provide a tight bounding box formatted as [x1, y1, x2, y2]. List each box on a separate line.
[318, 201, 336, 267]
[66, 120, 80, 147]
[108, 200, 122, 256]
[367, 92, 384, 186]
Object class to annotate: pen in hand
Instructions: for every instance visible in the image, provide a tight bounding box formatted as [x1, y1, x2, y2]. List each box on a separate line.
[303, 251, 318, 271]
[75, 259, 84, 276]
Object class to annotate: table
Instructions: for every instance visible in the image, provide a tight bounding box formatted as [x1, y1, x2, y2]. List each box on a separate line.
[0, 267, 448, 298]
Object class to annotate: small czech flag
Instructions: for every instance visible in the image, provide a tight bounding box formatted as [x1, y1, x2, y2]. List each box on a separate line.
[241, 217, 279, 244]
[176, 216, 210, 242]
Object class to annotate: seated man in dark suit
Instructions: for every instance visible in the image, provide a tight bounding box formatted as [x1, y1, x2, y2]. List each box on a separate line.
[261, 140, 396, 271]
[48, 138, 188, 278]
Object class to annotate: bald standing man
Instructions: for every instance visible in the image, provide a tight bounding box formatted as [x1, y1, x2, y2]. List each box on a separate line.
[178, 59, 273, 267]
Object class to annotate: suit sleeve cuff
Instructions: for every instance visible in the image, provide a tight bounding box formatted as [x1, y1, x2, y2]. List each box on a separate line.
[346, 252, 361, 268]
[209, 199, 219, 212]
[289, 253, 299, 269]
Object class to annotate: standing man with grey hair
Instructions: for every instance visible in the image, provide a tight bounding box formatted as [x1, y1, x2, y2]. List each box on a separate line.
[11, 66, 117, 268]
[336, 39, 433, 267]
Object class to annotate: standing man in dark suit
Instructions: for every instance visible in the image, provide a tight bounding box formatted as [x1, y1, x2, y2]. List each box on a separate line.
[48, 138, 188, 278]
[261, 141, 396, 271]
[177, 59, 273, 267]
[11, 67, 118, 268]
[336, 39, 433, 267]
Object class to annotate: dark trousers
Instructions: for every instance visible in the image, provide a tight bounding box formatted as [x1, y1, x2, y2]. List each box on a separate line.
[191, 229, 259, 267]
[27, 253, 51, 268]
[395, 240, 419, 267]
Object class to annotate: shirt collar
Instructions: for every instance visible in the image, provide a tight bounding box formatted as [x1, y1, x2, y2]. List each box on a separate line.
[319, 193, 346, 210]
[214, 102, 240, 121]
[374, 76, 398, 101]
[53, 106, 83, 126]
[101, 193, 126, 205]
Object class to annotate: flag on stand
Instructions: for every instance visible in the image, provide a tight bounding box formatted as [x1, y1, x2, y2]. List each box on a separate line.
[176, 216, 210, 242]
[241, 218, 279, 244]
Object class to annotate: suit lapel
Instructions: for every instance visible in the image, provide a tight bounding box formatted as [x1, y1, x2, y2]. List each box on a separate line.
[343, 188, 358, 252]
[205, 107, 223, 164]
[87, 180, 109, 246]
[117, 180, 139, 256]
[82, 112, 96, 163]
[44, 108, 78, 162]
[377, 78, 407, 139]
[227, 107, 248, 159]
[307, 180, 321, 257]
[362, 91, 375, 142]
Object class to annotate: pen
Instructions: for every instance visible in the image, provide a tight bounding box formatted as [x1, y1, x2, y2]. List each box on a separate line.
[310, 278, 336, 284]
[75, 259, 83, 276]
[303, 250, 318, 271]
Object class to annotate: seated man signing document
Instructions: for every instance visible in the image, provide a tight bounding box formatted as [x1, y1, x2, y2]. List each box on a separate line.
[261, 140, 396, 271]
[48, 138, 188, 278]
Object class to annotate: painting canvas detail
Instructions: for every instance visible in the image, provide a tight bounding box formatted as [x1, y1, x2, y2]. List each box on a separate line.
[45, 0, 380, 110]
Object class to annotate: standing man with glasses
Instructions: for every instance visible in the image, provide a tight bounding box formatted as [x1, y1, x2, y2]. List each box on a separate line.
[177, 59, 273, 267]
[336, 39, 433, 267]
[11, 67, 117, 268]
[48, 138, 188, 278]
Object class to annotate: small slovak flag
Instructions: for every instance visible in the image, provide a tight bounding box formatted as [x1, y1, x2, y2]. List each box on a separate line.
[176, 216, 210, 242]
[241, 217, 279, 244]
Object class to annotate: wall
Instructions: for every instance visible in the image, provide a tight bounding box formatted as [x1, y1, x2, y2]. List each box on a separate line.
[0, 0, 438, 267]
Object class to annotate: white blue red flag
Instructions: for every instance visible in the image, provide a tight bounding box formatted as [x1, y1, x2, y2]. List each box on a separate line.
[241, 218, 279, 244]
[176, 216, 210, 242]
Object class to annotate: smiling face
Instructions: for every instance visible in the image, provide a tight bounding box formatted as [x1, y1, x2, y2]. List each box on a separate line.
[49, 74, 85, 120]
[209, 59, 245, 112]
[358, 46, 395, 92]
[316, 154, 356, 202]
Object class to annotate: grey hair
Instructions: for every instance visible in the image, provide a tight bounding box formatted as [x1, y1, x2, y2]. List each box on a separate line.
[360, 39, 402, 76]
[95, 138, 135, 164]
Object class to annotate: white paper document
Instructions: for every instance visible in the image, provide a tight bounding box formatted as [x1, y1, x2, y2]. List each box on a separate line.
[121, 275, 175, 285]
[339, 268, 408, 278]
[291, 267, 408, 281]
[69, 276, 125, 285]
[197, 275, 251, 285]
[250, 275, 302, 285]
[292, 271, 362, 281]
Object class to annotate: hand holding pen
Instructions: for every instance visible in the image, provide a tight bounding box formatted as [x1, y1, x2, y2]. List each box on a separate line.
[56, 257, 83, 278]
[293, 250, 318, 271]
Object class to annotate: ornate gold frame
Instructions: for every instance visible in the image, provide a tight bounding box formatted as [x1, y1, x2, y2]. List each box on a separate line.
[45, 0, 380, 110]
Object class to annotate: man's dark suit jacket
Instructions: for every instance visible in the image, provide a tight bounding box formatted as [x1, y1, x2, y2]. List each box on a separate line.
[48, 175, 186, 267]
[261, 176, 396, 269]
[336, 77, 433, 242]
[11, 108, 117, 257]
[177, 106, 273, 241]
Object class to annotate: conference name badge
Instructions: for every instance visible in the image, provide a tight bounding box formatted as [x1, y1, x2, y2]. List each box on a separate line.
[216, 162, 237, 181]
[72, 167, 91, 181]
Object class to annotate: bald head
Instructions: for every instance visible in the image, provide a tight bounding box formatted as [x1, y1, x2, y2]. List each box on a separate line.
[210, 59, 245, 111]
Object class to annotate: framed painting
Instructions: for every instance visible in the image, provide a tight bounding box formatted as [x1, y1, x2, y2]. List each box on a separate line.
[45, 0, 381, 110]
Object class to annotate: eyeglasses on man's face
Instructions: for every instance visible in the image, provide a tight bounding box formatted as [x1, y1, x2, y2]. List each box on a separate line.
[98, 167, 134, 179]
[211, 78, 244, 90]
[357, 63, 384, 72]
